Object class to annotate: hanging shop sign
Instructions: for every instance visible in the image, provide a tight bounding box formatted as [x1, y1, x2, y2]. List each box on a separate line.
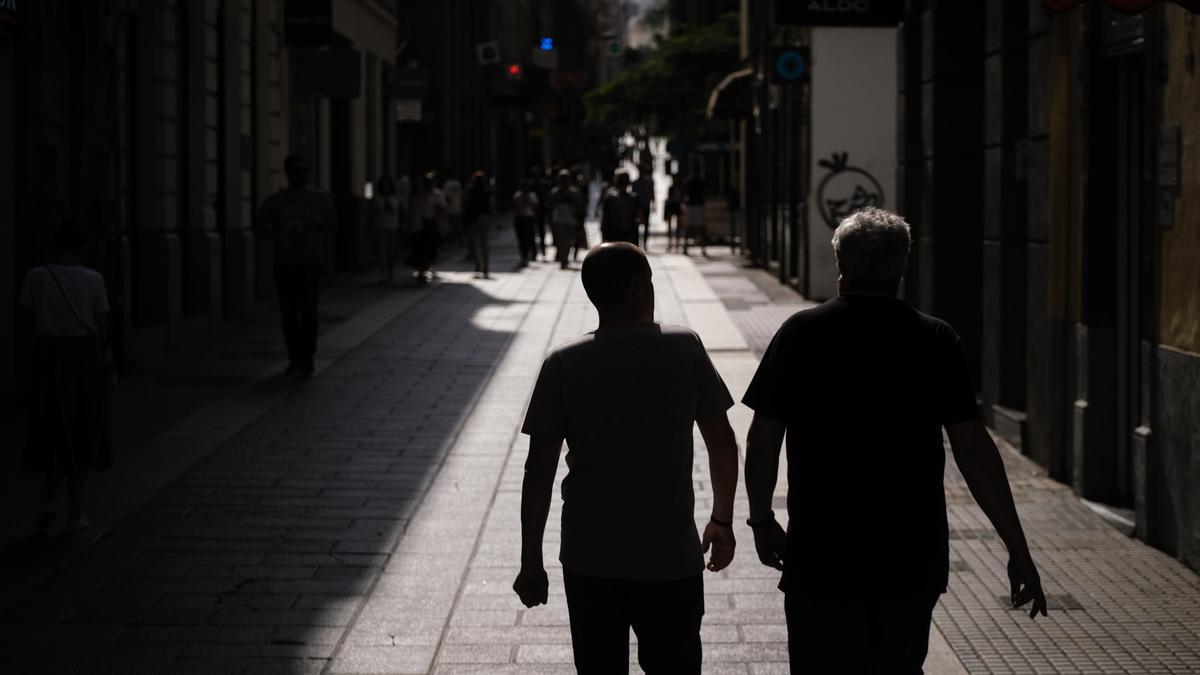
[776, 0, 905, 27]
[1042, 0, 1200, 13]
[286, 0, 332, 47]
[395, 100, 422, 123]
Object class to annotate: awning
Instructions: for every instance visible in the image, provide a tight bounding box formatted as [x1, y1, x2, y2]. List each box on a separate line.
[1042, 0, 1200, 13]
[706, 68, 754, 120]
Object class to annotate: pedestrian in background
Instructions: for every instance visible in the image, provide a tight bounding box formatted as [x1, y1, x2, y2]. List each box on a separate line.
[406, 171, 446, 286]
[633, 163, 655, 250]
[372, 175, 401, 284]
[19, 223, 114, 534]
[664, 181, 683, 253]
[256, 154, 337, 374]
[442, 173, 463, 245]
[530, 166, 550, 262]
[742, 208, 1046, 673]
[572, 171, 590, 262]
[547, 169, 583, 270]
[465, 171, 494, 279]
[682, 171, 707, 256]
[600, 172, 639, 246]
[512, 179, 540, 268]
[514, 242, 739, 674]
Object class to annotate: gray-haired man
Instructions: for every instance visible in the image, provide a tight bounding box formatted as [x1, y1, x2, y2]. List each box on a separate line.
[742, 207, 1046, 674]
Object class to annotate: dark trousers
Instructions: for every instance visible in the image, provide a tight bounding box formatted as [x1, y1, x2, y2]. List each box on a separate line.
[275, 263, 321, 366]
[784, 593, 939, 674]
[514, 215, 537, 262]
[563, 569, 703, 675]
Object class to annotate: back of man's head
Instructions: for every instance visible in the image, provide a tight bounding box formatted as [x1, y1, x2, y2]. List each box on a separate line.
[831, 207, 912, 293]
[581, 243, 650, 312]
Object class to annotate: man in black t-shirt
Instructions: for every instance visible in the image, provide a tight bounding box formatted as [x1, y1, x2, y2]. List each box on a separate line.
[742, 207, 1046, 674]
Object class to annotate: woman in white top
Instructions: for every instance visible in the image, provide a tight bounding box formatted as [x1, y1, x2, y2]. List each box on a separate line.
[405, 172, 446, 285]
[18, 223, 113, 533]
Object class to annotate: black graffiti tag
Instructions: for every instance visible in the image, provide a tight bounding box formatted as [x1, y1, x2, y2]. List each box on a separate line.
[817, 152, 885, 228]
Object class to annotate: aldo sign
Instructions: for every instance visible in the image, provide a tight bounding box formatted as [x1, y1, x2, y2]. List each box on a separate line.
[776, 0, 906, 27]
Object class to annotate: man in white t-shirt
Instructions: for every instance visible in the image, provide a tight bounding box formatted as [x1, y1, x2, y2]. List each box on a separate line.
[514, 243, 740, 674]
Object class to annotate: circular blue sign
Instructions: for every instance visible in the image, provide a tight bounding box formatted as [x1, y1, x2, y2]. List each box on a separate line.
[775, 50, 807, 81]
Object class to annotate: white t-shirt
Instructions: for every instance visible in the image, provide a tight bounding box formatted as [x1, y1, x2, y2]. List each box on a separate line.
[443, 180, 463, 216]
[20, 264, 110, 337]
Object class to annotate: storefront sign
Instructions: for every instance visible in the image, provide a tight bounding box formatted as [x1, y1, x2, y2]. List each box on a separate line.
[286, 0, 331, 47]
[776, 0, 905, 27]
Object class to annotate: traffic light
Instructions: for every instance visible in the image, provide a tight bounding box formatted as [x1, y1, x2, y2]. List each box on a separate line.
[505, 63, 523, 81]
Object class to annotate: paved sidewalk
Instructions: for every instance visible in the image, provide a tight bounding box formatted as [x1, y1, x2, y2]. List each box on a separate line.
[2, 221, 1199, 673]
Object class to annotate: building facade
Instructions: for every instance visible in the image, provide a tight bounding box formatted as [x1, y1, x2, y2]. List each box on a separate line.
[0, 0, 398, 401]
[737, 0, 1200, 574]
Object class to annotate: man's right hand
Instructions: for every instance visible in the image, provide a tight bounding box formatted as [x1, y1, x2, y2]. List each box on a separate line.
[751, 519, 786, 571]
[1007, 554, 1048, 619]
[513, 565, 549, 608]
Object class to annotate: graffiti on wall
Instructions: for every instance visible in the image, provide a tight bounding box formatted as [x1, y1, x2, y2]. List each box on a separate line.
[816, 152, 885, 228]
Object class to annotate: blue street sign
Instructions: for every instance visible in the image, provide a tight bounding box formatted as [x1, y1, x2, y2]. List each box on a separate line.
[775, 49, 807, 82]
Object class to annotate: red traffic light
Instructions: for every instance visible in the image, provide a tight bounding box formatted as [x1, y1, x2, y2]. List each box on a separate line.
[507, 63, 521, 76]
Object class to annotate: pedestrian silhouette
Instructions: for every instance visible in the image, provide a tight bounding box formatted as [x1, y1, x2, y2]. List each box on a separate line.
[464, 171, 494, 279]
[512, 179, 540, 268]
[599, 173, 638, 246]
[255, 154, 337, 375]
[405, 171, 446, 285]
[514, 242, 740, 674]
[372, 174, 401, 284]
[742, 207, 1047, 674]
[19, 223, 114, 534]
[547, 169, 583, 269]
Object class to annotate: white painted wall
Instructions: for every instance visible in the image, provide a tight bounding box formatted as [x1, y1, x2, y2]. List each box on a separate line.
[807, 28, 898, 300]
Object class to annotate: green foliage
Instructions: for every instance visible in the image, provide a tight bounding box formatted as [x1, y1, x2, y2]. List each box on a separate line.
[584, 12, 740, 140]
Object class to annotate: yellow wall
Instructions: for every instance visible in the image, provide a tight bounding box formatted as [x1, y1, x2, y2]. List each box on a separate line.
[1160, 8, 1200, 355]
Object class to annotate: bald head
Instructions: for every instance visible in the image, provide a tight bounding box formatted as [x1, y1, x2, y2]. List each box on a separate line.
[581, 243, 652, 316]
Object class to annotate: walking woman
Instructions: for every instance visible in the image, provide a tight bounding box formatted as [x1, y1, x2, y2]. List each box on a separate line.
[406, 171, 446, 285]
[19, 223, 114, 533]
[511, 179, 540, 267]
[465, 171, 493, 278]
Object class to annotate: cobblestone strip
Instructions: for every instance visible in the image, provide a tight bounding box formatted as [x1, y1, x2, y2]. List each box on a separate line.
[327, 268, 574, 674]
[936, 451, 1200, 674]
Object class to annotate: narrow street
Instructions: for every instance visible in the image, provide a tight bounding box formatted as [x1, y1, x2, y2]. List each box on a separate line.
[0, 220, 1197, 674]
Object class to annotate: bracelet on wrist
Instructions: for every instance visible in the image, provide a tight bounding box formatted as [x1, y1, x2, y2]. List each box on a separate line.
[745, 512, 776, 529]
[709, 515, 733, 528]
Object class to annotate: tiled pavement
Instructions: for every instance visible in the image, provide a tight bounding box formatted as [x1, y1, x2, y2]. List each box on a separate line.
[2, 220, 1199, 674]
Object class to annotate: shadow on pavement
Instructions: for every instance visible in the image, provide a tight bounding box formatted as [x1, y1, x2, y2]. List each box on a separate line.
[0, 277, 523, 673]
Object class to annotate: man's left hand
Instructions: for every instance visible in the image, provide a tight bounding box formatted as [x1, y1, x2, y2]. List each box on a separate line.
[701, 521, 736, 572]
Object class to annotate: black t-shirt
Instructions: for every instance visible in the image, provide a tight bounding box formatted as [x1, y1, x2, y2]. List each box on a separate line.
[684, 176, 706, 205]
[742, 295, 979, 596]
